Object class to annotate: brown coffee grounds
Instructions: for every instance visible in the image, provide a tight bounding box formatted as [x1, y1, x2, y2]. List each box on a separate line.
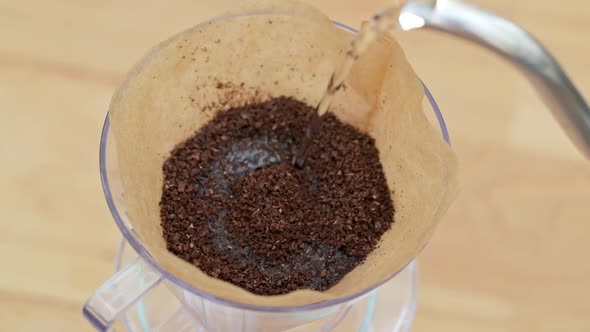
[160, 96, 394, 295]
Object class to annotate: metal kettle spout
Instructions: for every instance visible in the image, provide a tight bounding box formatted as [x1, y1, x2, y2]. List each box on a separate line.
[400, 0, 590, 159]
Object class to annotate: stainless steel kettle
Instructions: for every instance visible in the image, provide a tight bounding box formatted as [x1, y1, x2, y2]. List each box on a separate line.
[400, 0, 590, 159]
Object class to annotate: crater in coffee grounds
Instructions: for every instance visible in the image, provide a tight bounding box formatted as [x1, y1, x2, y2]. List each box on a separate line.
[160, 96, 394, 295]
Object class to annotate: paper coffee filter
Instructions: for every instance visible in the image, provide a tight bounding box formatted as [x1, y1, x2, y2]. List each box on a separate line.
[221, 0, 333, 22]
[109, 0, 458, 307]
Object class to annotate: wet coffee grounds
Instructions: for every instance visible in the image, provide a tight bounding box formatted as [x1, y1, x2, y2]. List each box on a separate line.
[160, 96, 394, 295]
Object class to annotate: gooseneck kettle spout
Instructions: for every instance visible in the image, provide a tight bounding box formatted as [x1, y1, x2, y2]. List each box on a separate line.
[400, 0, 590, 159]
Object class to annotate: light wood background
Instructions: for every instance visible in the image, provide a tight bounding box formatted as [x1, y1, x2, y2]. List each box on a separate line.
[1, 0, 589, 331]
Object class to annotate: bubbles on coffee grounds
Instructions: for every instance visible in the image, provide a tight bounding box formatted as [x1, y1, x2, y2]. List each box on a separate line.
[223, 137, 284, 174]
[160, 96, 394, 295]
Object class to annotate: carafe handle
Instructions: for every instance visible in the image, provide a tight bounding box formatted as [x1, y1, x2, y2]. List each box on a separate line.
[401, 0, 590, 159]
[83, 257, 196, 331]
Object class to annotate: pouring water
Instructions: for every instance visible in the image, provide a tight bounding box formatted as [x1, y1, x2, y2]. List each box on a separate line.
[293, 1, 408, 168]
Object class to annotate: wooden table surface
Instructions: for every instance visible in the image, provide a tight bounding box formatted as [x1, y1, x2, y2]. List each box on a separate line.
[1, 0, 589, 331]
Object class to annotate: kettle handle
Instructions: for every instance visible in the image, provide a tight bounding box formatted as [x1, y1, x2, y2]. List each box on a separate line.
[401, 0, 590, 159]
